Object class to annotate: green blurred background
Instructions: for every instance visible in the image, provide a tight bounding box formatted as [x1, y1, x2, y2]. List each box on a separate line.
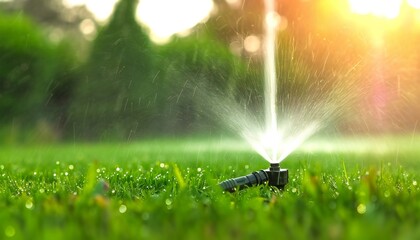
[1, 0, 420, 143]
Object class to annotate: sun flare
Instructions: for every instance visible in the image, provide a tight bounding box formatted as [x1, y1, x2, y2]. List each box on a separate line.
[348, 0, 420, 19]
[62, 0, 214, 43]
[348, 0, 402, 19]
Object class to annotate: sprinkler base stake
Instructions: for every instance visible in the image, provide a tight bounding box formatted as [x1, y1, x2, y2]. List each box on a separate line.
[219, 163, 288, 192]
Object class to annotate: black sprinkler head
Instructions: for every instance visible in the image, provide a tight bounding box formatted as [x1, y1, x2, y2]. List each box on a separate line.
[219, 163, 288, 192]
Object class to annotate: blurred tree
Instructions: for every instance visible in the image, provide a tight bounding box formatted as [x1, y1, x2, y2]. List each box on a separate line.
[44, 39, 82, 137]
[70, 0, 155, 140]
[0, 0, 95, 59]
[0, 13, 54, 127]
[0, 11, 82, 143]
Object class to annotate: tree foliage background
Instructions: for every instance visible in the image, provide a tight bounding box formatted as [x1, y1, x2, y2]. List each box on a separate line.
[1, 0, 420, 143]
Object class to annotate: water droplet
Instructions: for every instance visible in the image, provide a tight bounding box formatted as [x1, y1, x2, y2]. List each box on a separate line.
[65, 172, 68, 176]
[39, 189, 45, 194]
[244, 165, 249, 169]
[159, 163, 165, 168]
[387, 162, 391, 166]
[56, 161, 60, 165]
[119, 204, 127, 213]
[384, 190, 390, 198]
[5, 226, 15, 237]
[116, 167, 121, 172]
[96, 168, 101, 173]
[291, 188, 297, 193]
[33, 172, 37, 176]
[0, 165, 4, 170]
[413, 180, 418, 186]
[197, 168, 202, 172]
[111, 190, 116, 194]
[25, 200, 33, 209]
[165, 199, 172, 206]
[53, 173, 56, 177]
[68, 165, 74, 170]
[357, 203, 366, 214]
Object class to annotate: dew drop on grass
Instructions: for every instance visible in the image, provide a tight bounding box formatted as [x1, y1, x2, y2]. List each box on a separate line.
[33, 172, 37, 176]
[165, 199, 172, 206]
[39, 189, 45, 194]
[96, 169, 101, 173]
[159, 163, 165, 168]
[413, 180, 418, 186]
[0, 165, 4, 170]
[291, 188, 297, 193]
[116, 167, 121, 172]
[5, 226, 15, 237]
[244, 165, 249, 169]
[197, 167, 202, 172]
[384, 190, 390, 198]
[25, 200, 33, 209]
[56, 161, 60, 165]
[69, 165, 74, 170]
[119, 205, 127, 213]
[357, 204, 366, 214]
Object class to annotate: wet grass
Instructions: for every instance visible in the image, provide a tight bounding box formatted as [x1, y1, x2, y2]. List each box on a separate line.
[0, 136, 419, 240]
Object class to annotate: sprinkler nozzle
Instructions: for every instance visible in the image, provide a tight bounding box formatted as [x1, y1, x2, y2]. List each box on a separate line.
[219, 163, 288, 192]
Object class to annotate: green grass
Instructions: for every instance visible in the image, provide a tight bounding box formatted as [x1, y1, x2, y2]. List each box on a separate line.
[0, 136, 419, 240]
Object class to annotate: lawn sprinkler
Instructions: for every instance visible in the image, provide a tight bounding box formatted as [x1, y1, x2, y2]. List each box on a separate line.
[219, 163, 288, 192]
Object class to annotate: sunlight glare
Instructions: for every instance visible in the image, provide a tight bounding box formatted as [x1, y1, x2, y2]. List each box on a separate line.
[408, 0, 420, 9]
[137, 0, 214, 43]
[348, 0, 402, 19]
[63, 0, 117, 22]
[63, 0, 214, 43]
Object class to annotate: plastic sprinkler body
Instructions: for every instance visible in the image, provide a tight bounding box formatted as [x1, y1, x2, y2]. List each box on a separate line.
[219, 163, 288, 192]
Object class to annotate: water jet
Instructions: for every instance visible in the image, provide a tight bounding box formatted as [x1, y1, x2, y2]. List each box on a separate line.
[219, 0, 290, 192]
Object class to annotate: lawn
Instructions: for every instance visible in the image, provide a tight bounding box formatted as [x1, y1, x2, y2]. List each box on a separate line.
[0, 136, 419, 240]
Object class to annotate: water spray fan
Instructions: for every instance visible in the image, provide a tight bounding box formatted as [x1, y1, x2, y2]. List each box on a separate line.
[219, 163, 288, 192]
